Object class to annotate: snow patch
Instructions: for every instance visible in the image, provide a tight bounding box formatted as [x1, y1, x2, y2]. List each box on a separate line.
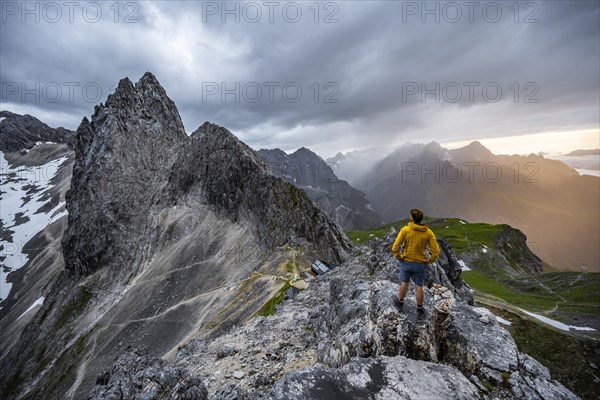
[0, 151, 69, 299]
[519, 308, 595, 332]
[0, 117, 6, 123]
[459, 220, 466, 225]
[481, 247, 488, 253]
[16, 296, 45, 321]
[576, 168, 600, 177]
[496, 316, 512, 326]
[457, 260, 471, 271]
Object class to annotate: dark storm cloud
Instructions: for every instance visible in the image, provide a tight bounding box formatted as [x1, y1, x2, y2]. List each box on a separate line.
[0, 1, 598, 155]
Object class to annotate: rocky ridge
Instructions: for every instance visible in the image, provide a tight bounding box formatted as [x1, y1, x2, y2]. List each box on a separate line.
[90, 229, 577, 399]
[458, 224, 543, 275]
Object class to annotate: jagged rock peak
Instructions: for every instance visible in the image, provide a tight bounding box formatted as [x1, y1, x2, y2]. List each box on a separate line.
[63, 73, 189, 276]
[293, 146, 316, 155]
[455, 140, 494, 157]
[100, 72, 186, 139]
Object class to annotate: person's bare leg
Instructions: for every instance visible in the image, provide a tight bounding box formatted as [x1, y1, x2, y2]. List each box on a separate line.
[399, 282, 409, 301]
[416, 285, 424, 307]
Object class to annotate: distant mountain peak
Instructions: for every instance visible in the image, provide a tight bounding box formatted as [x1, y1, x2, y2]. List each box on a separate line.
[0, 110, 74, 152]
[293, 146, 317, 156]
[257, 147, 384, 229]
[423, 141, 444, 153]
[565, 148, 599, 156]
[464, 140, 493, 153]
[329, 152, 346, 162]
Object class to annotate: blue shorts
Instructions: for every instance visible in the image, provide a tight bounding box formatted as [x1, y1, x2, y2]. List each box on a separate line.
[399, 260, 426, 287]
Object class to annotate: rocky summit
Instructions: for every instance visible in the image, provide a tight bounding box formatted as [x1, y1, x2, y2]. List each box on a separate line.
[0, 73, 578, 400]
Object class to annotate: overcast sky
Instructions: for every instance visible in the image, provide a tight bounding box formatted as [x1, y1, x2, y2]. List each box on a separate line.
[1, 0, 599, 157]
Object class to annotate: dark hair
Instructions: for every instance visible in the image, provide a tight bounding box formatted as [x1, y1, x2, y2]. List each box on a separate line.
[410, 208, 424, 224]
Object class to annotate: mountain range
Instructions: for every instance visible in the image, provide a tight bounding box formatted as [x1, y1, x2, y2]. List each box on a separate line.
[0, 73, 583, 399]
[257, 148, 383, 230]
[330, 141, 599, 272]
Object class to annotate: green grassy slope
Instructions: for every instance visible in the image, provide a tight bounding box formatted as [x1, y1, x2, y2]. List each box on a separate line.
[346, 217, 504, 253]
[461, 270, 600, 316]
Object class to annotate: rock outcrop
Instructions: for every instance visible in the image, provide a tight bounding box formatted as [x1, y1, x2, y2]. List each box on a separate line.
[258, 148, 384, 230]
[88, 349, 208, 400]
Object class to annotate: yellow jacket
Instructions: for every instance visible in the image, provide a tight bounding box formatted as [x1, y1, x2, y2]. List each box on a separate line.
[392, 222, 440, 264]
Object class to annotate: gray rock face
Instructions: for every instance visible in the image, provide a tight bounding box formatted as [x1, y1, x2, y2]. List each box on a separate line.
[0, 110, 74, 152]
[88, 349, 208, 400]
[271, 356, 480, 400]
[163, 125, 351, 264]
[62, 73, 188, 277]
[258, 148, 383, 230]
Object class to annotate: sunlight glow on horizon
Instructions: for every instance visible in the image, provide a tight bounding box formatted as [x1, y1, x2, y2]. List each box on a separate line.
[443, 129, 600, 156]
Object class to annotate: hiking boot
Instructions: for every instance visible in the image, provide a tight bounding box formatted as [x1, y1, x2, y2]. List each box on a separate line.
[394, 297, 404, 310]
[416, 305, 427, 320]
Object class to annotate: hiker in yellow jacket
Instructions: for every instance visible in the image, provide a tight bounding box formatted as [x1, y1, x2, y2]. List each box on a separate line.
[392, 208, 440, 312]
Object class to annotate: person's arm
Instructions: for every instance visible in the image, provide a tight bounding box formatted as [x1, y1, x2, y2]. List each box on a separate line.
[392, 228, 407, 260]
[427, 232, 440, 263]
